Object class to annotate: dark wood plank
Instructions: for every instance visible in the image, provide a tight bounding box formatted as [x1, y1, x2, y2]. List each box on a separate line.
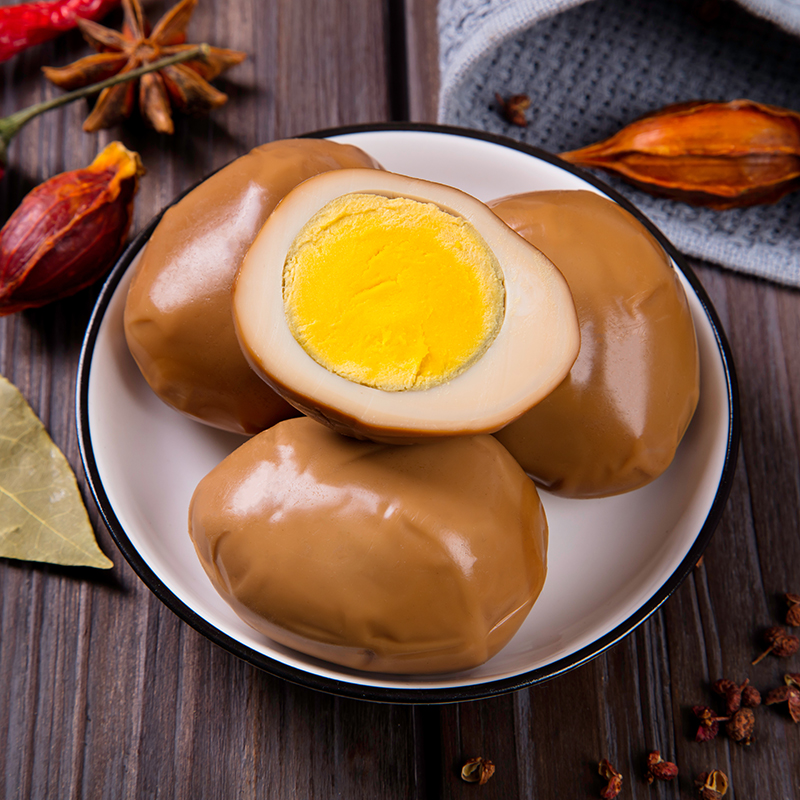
[404, 0, 440, 122]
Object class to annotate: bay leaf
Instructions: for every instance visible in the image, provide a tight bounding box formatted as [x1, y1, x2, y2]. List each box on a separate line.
[0, 374, 112, 568]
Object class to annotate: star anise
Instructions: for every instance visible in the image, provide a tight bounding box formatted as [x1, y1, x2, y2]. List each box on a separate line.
[42, 0, 246, 133]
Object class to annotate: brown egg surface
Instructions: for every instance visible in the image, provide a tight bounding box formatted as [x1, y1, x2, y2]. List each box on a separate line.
[124, 139, 382, 434]
[188, 417, 548, 674]
[488, 190, 699, 498]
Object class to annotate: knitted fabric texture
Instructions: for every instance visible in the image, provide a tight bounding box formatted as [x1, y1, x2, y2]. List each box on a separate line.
[438, 0, 800, 285]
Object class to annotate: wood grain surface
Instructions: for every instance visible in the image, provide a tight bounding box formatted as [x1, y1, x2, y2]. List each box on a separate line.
[2, 1, 799, 797]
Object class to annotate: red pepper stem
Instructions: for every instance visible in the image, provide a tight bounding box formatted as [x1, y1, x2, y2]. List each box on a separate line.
[0, 43, 210, 166]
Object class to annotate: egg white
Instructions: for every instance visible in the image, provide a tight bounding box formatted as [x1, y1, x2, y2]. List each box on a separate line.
[232, 169, 580, 437]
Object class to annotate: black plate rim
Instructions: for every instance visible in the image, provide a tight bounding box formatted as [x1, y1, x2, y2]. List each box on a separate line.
[76, 122, 740, 705]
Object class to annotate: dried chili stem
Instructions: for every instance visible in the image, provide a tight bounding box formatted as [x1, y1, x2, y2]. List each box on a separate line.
[0, 43, 210, 167]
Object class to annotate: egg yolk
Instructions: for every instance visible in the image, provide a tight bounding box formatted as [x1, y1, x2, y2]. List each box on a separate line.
[282, 192, 506, 391]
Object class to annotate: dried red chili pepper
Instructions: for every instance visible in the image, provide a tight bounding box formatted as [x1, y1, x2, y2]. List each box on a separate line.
[0, 141, 143, 314]
[0, 0, 120, 63]
[645, 751, 678, 783]
[560, 99, 800, 209]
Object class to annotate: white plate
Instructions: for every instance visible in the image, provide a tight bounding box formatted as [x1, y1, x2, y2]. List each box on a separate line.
[77, 125, 738, 703]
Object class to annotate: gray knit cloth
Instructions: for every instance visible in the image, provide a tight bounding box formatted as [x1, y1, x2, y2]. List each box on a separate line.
[437, 0, 800, 286]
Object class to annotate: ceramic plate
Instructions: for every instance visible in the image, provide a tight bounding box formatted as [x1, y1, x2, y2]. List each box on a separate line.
[77, 125, 739, 703]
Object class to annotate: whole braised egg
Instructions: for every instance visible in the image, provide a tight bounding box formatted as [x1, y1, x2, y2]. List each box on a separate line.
[232, 169, 580, 443]
[189, 416, 548, 674]
[123, 138, 382, 435]
[488, 190, 700, 498]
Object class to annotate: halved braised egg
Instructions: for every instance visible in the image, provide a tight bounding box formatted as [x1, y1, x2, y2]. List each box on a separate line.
[232, 170, 580, 443]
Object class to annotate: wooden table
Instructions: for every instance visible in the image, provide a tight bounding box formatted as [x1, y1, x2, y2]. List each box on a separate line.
[2, 1, 799, 797]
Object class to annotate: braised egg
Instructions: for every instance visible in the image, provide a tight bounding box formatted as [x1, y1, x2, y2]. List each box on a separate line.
[232, 169, 580, 442]
[188, 417, 548, 674]
[489, 190, 700, 498]
[124, 138, 382, 435]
